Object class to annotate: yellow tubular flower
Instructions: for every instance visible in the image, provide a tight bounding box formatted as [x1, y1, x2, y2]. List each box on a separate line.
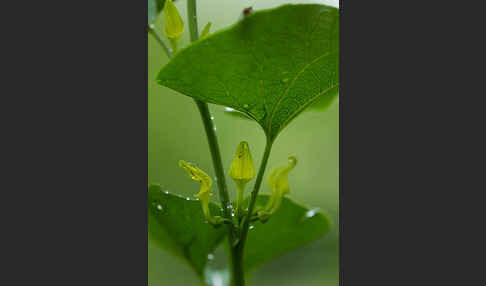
[229, 141, 256, 191]
[229, 141, 255, 218]
[164, 0, 184, 39]
[264, 156, 297, 214]
[179, 160, 222, 225]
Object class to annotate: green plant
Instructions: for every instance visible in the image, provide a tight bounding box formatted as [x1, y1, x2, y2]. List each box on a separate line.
[148, 1, 339, 285]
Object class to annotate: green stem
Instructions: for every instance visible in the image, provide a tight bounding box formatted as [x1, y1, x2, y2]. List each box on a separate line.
[179, 0, 232, 219]
[194, 102, 232, 219]
[187, 0, 199, 42]
[232, 140, 273, 286]
[150, 0, 234, 233]
[230, 243, 245, 286]
[148, 25, 172, 58]
[235, 187, 244, 218]
[240, 140, 273, 244]
[185, 0, 232, 220]
[153, 1, 240, 283]
[185, 2, 241, 284]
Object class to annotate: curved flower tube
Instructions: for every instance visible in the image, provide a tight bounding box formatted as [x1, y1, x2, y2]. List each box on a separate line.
[258, 156, 297, 220]
[179, 160, 223, 226]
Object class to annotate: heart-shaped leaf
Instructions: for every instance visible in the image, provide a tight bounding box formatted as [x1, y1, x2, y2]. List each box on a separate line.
[148, 184, 227, 276]
[244, 195, 331, 271]
[148, 0, 166, 24]
[157, 4, 339, 141]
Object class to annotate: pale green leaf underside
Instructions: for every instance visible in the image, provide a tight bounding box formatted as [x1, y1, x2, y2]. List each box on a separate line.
[157, 4, 339, 140]
[148, 184, 226, 276]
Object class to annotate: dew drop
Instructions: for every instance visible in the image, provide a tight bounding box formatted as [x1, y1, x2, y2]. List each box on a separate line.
[249, 225, 255, 230]
[152, 201, 166, 214]
[210, 116, 215, 120]
[304, 208, 319, 218]
[186, 197, 191, 201]
[207, 253, 214, 260]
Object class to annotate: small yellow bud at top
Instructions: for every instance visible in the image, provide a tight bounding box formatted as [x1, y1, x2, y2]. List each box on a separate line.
[229, 141, 255, 190]
[164, 0, 184, 39]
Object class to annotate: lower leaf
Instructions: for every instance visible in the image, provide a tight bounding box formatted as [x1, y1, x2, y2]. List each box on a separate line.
[148, 184, 227, 276]
[244, 195, 331, 271]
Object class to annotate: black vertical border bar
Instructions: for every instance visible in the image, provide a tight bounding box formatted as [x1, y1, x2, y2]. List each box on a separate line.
[144, 1, 149, 283]
[3, 0, 150, 284]
[339, 1, 343, 286]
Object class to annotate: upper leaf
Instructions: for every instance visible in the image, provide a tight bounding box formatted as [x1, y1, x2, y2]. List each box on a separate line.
[148, 185, 227, 276]
[244, 195, 331, 271]
[157, 4, 339, 140]
[148, 0, 166, 24]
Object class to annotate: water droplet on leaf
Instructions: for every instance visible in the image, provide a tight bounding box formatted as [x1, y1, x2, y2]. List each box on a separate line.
[151, 201, 166, 214]
[302, 208, 320, 221]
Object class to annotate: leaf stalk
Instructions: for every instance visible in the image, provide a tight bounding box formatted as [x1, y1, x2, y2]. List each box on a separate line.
[148, 24, 173, 58]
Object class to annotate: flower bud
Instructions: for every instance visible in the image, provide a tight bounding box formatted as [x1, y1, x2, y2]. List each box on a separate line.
[229, 141, 255, 191]
[164, 0, 184, 39]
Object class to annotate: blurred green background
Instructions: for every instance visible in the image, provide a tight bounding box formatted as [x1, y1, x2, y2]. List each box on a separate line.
[148, 1, 339, 285]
